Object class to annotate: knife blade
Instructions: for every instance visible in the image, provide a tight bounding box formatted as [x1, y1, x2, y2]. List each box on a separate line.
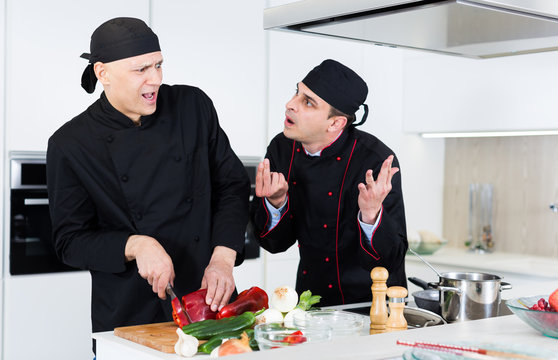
[166, 283, 193, 324]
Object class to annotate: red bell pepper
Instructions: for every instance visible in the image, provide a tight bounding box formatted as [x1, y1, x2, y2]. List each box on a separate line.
[171, 297, 190, 328]
[172, 288, 217, 327]
[216, 286, 269, 319]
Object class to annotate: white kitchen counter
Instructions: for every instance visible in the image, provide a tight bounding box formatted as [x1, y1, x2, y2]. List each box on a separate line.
[93, 314, 558, 360]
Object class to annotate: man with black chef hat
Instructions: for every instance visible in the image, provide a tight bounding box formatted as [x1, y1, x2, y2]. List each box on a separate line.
[46, 17, 250, 344]
[251, 59, 408, 306]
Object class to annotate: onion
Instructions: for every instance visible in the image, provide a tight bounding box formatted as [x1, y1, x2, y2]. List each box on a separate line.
[256, 308, 284, 324]
[270, 285, 298, 313]
[218, 332, 252, 356]
[283, 308, 305, 327]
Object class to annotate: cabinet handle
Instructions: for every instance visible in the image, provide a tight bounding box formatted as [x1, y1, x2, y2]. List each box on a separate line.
[551, 204, 557, 213]
[24, 198, 49, 205]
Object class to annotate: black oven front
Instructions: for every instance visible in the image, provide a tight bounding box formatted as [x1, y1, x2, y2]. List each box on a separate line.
[9, 152, 78, 275]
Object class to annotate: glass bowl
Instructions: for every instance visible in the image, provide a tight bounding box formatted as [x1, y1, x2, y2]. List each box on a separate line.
[293, 310, 366, 338]
[254, 323, 332, 350]
[505, 295, 558, 338]
[408, 239, 447, 255]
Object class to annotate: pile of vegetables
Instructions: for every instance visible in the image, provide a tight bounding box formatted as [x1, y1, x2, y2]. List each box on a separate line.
[172, 285, 320, 357]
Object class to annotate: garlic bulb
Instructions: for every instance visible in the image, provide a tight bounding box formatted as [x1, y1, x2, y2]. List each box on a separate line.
[255, 308, 284, 325]
[174, 327, 199, 357]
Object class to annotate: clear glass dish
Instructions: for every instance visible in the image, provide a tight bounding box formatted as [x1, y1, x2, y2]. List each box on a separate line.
[293, 309, 366, 338]
[254, 323, 332, 350]
[505, 295, 558, 339]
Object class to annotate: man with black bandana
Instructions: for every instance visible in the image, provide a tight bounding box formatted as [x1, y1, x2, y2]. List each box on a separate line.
[251, 59, 408, 306]
[47, 17, 250, 339]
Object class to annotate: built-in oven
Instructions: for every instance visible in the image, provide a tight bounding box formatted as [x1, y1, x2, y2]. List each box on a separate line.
[9, 151, 78, 275]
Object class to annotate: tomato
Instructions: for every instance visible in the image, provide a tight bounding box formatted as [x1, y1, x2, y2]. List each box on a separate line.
[283, 330, 307, 344]
[549, 289, 558, 312]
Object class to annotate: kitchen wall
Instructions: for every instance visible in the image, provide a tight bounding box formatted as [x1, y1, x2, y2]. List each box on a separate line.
[443, 135, 558, 257]
[0, 0, 5, 356]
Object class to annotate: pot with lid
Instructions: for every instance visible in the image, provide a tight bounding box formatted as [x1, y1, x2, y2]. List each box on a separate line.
[429, 272, 512, 322]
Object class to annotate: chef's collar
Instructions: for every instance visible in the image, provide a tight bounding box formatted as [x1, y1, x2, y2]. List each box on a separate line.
[80, 17, 161, 94]
[97, 91, 156, 129]
[302, 128, 351, 158]
[304, 130, 344, 157]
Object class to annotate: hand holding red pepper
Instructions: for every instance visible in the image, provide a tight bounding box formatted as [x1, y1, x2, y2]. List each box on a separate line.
[172, 288, 218, 327]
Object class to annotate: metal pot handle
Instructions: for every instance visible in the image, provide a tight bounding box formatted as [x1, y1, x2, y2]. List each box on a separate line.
[428, 282, 462, 294]
[500, 281, 512, 291]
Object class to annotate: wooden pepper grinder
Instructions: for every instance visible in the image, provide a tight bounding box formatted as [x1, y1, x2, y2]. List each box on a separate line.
[386, 286, 408, 332]
[369, 267, 389, 334]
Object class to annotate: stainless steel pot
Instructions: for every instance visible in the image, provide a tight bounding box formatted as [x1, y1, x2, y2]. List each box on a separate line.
[429, 272, 512, 322]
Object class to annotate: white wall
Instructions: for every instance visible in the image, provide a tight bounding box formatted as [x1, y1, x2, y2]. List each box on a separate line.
[151, 0, 267, 158]
[0, 0, 6, 356]
[4, 0, 151, 151]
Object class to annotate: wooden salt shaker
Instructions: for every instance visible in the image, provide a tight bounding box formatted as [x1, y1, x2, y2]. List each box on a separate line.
[386, 286, 408, 332]
[369, 267, 389, 334]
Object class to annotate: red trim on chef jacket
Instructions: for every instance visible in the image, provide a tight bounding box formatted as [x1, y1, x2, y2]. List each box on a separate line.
[358, 204, 382, 260]
[259, 140, 297, 238]
[287, 140, 296, 182]
[335, 138, 357, 304]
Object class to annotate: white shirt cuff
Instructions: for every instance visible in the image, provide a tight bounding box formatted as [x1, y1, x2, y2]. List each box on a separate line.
[358, 207, 382, 243]
[264, 197, 288, 230]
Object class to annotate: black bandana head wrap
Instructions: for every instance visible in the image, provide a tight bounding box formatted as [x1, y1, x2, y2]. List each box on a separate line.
[302, 59, 369, 126]
[80, 17, 161, 93]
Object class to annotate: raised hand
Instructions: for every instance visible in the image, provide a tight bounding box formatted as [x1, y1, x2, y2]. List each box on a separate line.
[255, 158, 288, 208]
[358, 155, 399, 224]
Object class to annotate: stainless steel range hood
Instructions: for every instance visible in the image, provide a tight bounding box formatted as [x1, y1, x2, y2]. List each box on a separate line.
[264, 0, 558, 58]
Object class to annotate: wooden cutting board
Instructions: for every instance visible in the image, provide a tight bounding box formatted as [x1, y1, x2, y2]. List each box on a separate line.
[114, 321, 180, 353]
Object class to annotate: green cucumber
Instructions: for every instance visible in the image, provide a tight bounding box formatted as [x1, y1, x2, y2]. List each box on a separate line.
[182, 311, 256, 340]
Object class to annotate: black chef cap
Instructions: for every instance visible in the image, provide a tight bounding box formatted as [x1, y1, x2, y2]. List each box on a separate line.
[80, 17, 161, 93]
[302, 59, 369, 126]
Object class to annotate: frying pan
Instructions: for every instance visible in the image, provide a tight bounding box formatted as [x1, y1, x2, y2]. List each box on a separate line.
[408, 277, 441, 315]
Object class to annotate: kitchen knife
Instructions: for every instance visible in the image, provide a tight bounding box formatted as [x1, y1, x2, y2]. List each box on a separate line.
[166, 283, 193, 324]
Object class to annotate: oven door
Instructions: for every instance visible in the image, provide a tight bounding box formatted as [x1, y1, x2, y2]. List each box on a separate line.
[10, 188, 78, 275]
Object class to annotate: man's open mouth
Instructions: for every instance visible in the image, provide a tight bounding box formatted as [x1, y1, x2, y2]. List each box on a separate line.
[142, 92, 155, 100]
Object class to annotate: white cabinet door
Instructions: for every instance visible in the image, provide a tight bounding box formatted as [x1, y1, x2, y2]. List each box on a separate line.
[402, 51, 558, 133]
[4, 0, 150, 151]
[3, 272, 92, 360]
[150, 0, 267, 158]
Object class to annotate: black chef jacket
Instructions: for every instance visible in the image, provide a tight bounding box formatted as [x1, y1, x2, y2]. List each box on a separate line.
[251, 127, 407, 306]
[47, 84, 250, 332]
